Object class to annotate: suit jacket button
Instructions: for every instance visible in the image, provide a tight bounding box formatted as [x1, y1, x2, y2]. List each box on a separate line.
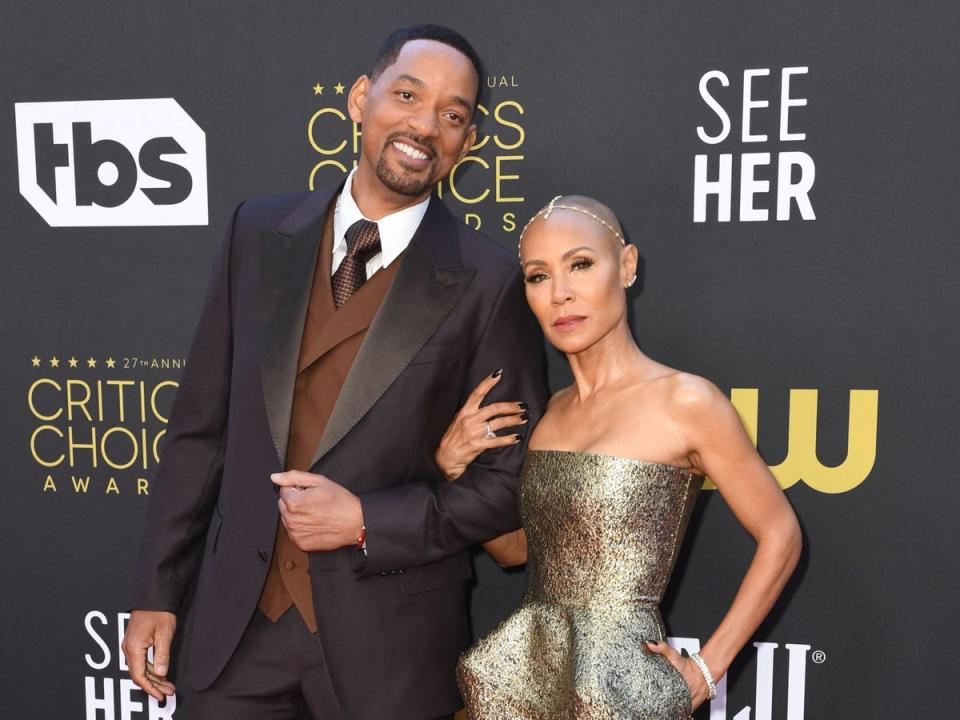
[257, 549, 269, 562]
[379, 571, 389, 576]
[397, 569, 406, 574]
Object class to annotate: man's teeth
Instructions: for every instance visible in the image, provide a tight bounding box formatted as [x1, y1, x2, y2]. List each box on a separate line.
[393, 141, 429, 160]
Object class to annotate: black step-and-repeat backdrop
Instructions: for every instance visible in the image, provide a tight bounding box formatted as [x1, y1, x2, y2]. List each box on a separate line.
[3, 1, 957, 717]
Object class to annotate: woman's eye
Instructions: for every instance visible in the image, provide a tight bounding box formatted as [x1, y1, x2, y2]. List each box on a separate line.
[571, 258, 594, 271]
[525, 273, 547, 284]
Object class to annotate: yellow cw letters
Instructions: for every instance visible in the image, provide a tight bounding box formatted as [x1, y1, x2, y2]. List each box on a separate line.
[704, 388, 879, 494]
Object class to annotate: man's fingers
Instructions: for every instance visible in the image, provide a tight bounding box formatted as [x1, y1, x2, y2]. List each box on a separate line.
[271, 470, 325, 488]
[465, 371, 502, 409]
[147, 628, 173, 677]
[127, 644, 148, 685]
[145, 662, 177, 695]
[127, 643, 162, 700]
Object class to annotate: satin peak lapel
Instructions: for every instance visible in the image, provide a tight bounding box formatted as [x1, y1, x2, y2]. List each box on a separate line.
[259, 184, 340, 468]
[309, 198, 475, 468]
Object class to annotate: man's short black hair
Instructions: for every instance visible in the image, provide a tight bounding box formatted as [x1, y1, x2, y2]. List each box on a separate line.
[370, 24, 485, 111]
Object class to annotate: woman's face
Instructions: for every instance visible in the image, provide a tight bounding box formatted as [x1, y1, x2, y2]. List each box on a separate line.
[519, 210, 636, 354]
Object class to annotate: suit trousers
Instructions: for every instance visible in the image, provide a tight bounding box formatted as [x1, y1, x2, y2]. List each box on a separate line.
[184, 607, 337, 719]
[184, 607, 457, 720]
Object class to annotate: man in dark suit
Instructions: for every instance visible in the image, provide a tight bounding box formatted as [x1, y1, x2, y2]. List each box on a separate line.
[122, 24, 548, 720]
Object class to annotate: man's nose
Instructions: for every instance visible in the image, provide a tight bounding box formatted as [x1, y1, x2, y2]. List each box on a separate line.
[407, 107, 440, 138]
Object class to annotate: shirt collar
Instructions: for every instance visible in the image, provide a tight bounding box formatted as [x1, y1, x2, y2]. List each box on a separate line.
[333, 168, 431, 267]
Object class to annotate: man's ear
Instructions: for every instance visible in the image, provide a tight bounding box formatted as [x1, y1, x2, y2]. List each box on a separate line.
[347, 75, 370, 124]
[457, 124, 478, 162]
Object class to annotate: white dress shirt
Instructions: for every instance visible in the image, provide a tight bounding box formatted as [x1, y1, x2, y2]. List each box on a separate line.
[331, 168, 431, 279]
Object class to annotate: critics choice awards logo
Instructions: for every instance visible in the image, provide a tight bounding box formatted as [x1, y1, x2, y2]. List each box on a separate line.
[15, 98, 207, 227]
[693, 67, 815, 223]
[26, 354, 184, 497]
[305, 74, 529, 234]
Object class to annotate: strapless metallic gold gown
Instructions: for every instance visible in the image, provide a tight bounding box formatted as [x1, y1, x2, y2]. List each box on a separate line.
[457, 450, 704, 719]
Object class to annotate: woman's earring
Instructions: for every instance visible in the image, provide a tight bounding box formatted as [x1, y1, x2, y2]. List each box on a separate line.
[625, 275, 637, 288]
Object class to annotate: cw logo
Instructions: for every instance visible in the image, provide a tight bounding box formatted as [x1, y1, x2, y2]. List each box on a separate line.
[704, 388, 879, 494]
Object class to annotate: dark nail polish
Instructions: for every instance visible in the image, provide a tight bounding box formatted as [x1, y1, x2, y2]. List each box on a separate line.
[512, 434, 521, 443]
[520, 413, 529, 421]
[492, 368, 503, 378]
[517, 401, 528, 410]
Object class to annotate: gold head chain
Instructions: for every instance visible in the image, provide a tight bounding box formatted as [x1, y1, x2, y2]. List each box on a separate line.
[517, 195, 626, 263]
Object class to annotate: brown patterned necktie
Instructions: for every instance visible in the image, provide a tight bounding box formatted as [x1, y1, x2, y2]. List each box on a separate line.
[332, 219, 381, 308]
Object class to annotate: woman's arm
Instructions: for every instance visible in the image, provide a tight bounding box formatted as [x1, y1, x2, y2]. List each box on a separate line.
[479, 528, 528, 567]
[650, 375, 802, 708]
[434, 372, 531, 566]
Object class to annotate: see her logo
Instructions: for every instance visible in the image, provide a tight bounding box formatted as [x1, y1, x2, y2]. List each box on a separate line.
[692, 67, 815, 223]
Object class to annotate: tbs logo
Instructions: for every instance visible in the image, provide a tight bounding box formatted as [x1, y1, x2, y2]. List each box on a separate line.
[15, 98, 207, 227]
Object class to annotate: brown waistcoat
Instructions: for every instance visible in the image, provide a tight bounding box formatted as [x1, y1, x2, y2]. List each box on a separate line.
[257, 207, 402, 632]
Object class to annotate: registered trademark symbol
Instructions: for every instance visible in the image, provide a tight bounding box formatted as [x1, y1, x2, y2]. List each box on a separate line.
[811, 650, 826, 664]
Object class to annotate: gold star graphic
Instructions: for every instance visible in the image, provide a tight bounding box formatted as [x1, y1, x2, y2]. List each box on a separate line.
[334, 82, 345, 95]
[313, 83, 324, 95]
[87, 357, 97, 368]
[31, 356, 41, 367]
[105, 357, 116, 368]
[68, 357, 79, 368]
[50, 356, 60, 368]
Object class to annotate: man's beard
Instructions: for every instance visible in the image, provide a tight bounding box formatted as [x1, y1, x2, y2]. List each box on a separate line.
[375, 136, 439, 197]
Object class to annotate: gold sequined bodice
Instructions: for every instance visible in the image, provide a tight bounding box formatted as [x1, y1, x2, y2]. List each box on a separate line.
[522, 450, 702, 609]
[458, 450, 704, 720]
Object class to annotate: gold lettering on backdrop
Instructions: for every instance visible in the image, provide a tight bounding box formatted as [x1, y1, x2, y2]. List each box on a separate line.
[308, 108, 348, 155]
[448, 156, 491, 204]
[31, 425, 65, 467]
[28, 379, 62, 420]
[43, 475, 57, 492]
[493, 101, 524, 150]
[306, 87, 530, 229]
[495, 156, 523, 202]
[704, 388, 879, 493]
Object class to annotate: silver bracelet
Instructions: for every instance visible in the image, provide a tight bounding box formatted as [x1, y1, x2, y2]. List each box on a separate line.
[690, 652, 718, 700]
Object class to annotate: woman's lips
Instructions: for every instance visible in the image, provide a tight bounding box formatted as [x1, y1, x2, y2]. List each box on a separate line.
[553, 315, 586, 332]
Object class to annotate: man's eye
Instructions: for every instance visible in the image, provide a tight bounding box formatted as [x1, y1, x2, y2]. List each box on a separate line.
[446, 112, 464, 124]
[397, 90, 414, 101]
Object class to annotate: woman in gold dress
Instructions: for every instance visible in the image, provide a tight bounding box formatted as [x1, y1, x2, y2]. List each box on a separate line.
[433, 196, 802, 719]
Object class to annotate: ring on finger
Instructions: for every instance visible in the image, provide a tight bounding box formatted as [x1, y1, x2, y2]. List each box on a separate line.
[485, 422, 496, 439]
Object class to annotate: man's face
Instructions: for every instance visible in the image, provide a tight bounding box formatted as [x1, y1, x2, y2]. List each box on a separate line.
[348, 39, 479, 199]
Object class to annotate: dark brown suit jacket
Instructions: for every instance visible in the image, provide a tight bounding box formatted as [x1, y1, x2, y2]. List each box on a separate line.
[133, 181, 548, 719]
[259, 205, 401, 631]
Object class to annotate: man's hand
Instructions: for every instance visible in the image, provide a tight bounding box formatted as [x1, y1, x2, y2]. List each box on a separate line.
[122, 610, 177, 702]
[271, 471, 364, 551]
